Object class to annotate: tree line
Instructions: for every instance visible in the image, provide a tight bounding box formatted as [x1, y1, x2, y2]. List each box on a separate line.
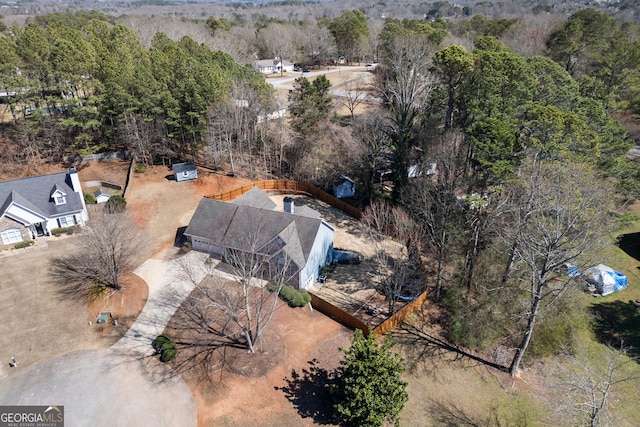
[351, 11, 639, 381]
[0, 11, 273, 169]
[4, 4, 640, 393]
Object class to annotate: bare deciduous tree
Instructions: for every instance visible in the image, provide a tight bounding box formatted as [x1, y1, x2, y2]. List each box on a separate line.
[335, 76, 368, 121]
[553, 347, 638, 427]
[499, 158, 614, 376]
[175, 227, 293, 355]
[352, 110, 391, 203]
[376, 33, 435, 200]
[361, 200, 424, 313]
[51, 212, 148, 298]
[403, 130, 468, 300]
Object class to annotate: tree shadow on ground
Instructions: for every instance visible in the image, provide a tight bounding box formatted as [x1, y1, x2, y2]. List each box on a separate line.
[395, 322, 508, 374]
[618, 232, 640, 262]
[275, 358, 335, 425]
[590, 300, 640, 358]
[426, 398, 528, 426]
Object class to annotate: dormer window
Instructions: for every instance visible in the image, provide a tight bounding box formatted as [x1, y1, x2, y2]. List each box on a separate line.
[51, 185, 67, 206]
[52, 189, 66, 205]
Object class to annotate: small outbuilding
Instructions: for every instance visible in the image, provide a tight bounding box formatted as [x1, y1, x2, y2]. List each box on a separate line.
[172, 162, 197, 182]
[333, 176, 355, 199]
[94, 188, 110, 204]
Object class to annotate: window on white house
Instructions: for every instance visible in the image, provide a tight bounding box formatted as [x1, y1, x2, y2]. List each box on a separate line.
[1, 228, 23, 245]
[58, 215, 76, 228]
[54, 194, 66, 205]
[183, 171, 189, 177]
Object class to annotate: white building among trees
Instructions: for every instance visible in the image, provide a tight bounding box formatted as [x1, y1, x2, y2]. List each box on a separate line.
[254, 58, 295, 74]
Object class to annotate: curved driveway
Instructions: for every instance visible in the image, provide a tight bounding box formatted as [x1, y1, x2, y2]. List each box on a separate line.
[0, 249, 207, 426]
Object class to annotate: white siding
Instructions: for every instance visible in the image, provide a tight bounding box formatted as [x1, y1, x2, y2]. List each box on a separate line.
[5, 204, 46, 226]
[191, 238, 222, 255]
[299, 222, 334, 290]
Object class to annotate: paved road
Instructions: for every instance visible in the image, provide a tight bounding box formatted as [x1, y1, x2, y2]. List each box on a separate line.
[0, 248, 206, 426]
[268, 65, 372, 91]
[0, 349, 195, 426]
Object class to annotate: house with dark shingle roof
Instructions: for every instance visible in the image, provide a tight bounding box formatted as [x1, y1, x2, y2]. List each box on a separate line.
[184, 188, 334, 289]
[0, 168, 88, 248]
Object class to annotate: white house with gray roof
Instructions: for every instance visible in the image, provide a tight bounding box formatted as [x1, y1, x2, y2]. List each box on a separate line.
[0, 168, 88, 248]
[184, 187, 334, 290]
[254, 58, 295, 74]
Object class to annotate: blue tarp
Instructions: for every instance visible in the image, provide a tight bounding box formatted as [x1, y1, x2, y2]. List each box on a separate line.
[584, 264, 627, 296]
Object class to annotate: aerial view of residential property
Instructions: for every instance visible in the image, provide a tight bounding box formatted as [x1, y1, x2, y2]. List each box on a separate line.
[0, 0, 639, 425]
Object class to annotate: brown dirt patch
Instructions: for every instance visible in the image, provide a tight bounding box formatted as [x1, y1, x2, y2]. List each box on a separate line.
[76, 160, 130, 189]
[125, 166, 250, 256]
[223, 329, 286, 377]
[86, 272, 149, 346]
[175, 303, 352, 427]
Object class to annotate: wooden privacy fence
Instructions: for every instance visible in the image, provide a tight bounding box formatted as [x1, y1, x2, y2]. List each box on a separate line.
[371, 290, 428, 337]
[208, 180, 362, 219]
[122, 156, 136, 199]
[309, 290, 428, 337]
[309, 293, 370, 334]
[210, 178, 428, 337]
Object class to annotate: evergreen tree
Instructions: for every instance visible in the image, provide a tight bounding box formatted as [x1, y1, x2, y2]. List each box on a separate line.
[331, 330, 408, 427]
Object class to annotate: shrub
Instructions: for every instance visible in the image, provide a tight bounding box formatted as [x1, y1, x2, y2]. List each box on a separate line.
[77, 142, 107, 157]
[153, 334, 178, 362]
[153, 334, 172, 352]
[14, 240, 33, 249]
[160, 347, 176, 362]
[267, 281, 280, 293]
[183, 241, 192, 249]
[291, 291, 311, 307]
[84, 192, 96, 204]
[279, 285, 297, 302]
[104, 195, 126, 214]
[273, 285, 312, 307]
[51, 227, 71, 236]
[135, 164, 147, 174]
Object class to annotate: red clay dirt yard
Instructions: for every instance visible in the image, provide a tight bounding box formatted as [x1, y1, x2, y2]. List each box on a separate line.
[123, 164, 353, 426]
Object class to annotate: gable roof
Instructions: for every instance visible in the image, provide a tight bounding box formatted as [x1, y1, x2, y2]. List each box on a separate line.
[50, 183, 67, 197]
[185, 190, 331, 269]
[94, 188, 110, 198]
[232, 186, 277, 211]
[0, 171, 84, 220]
[255, 59, 294, 68]
[172, 162, 196, 173]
